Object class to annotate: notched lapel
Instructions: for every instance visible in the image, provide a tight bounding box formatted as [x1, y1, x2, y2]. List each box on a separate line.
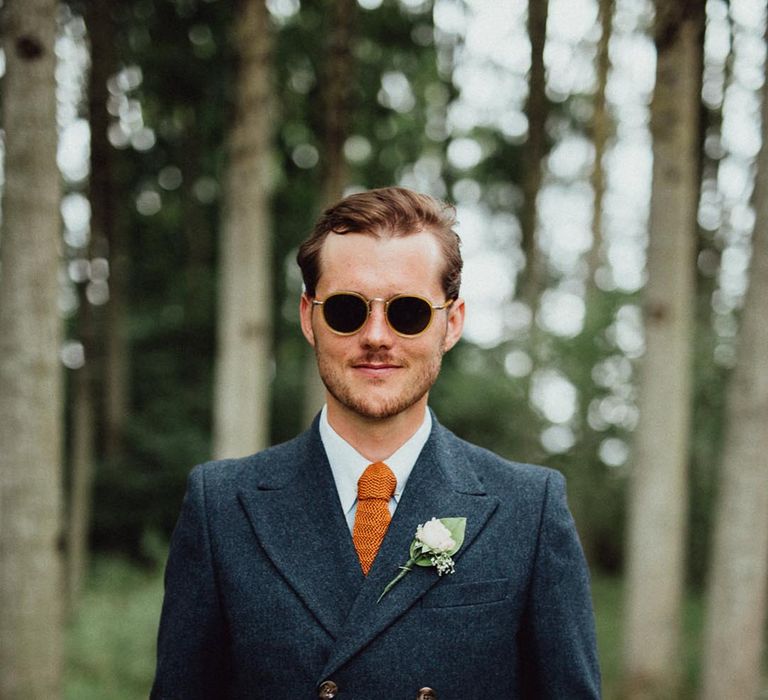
[237, 436, 363, 640]
[319, 426, 499, 680]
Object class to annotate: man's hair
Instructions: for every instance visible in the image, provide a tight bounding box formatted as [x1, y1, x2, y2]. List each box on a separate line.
[296, 186, 462, 300]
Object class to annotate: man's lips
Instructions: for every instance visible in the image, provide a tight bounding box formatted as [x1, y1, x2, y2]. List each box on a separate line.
[351, 362, 402, 376]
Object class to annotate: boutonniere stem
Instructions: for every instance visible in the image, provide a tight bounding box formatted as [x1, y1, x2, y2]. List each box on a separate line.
[378, 517, 466, 603]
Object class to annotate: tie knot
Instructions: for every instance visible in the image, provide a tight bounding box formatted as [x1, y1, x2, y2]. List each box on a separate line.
[358, 461, 396, 501]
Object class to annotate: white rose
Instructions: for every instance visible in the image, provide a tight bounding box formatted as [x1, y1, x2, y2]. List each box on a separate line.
[416, 518, 455, 552]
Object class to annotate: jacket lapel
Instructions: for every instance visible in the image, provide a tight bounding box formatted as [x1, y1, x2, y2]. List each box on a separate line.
[237, 427, 363, 639]
[319, 422, 499, 680]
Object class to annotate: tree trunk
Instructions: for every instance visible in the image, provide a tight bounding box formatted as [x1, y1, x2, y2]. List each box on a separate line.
[65, 295, 95, 616]
[699, 25, 768, 699]
[321, 0, 355, 208]
[587, 0, 613, 285]
[519, 0, 549, 305]
[621, 2, 703, 698]
[87, 0, 127, 460]
[212, 0, 275, 458]
[104, 257, 129, 457]
[688, 4, 729, 589]
[302, 0, 357, 427]
[0, 0, 64, 696]
[63, 0, 115, 615]
[518, 0, 551, 430]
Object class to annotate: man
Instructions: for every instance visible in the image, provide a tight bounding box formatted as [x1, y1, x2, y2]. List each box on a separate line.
[152, 187, 601, 699]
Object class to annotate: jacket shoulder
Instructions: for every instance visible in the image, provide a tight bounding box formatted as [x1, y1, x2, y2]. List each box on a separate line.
[189, 428, 316, 494]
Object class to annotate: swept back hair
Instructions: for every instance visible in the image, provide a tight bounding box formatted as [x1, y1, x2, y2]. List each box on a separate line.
[297, 186, 462, 299]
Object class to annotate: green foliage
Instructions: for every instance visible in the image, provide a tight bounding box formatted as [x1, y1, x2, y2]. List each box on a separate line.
[592, 575, 706, 700]
[74, 0, 235, 553]
[65, 557, 164, 699]
[431, 341, 535, 459]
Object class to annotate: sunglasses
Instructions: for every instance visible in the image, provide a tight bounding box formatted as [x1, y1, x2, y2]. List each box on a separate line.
[311, 292, 454, 338]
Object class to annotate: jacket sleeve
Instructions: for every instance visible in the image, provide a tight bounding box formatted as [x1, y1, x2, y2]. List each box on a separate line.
[518, 470, 602, 699]
[151, 466, 231, 699]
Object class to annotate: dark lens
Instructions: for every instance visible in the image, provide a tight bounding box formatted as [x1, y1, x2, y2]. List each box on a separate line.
[387, 296, 432, 336]
[322, 293, 368, 334]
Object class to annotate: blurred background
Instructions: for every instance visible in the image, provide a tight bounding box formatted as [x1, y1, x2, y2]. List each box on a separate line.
[1, 0, 767, 698]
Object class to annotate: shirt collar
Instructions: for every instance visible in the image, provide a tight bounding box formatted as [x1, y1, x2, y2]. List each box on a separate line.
[319, 404, 432, 517]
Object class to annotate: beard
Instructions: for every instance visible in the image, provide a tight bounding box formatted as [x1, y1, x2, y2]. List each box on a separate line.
[314, 346, 445, 421]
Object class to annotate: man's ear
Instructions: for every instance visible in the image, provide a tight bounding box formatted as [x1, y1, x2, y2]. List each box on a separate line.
[443, 298, 465, 352]
[299, 293, 316, 347]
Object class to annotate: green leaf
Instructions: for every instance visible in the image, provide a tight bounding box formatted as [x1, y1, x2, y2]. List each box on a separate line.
[440, 517, 467, 555]
[409, 539, 433, 566]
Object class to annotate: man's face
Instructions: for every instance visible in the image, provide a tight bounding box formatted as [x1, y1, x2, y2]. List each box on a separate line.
[300, 230, 464, 424]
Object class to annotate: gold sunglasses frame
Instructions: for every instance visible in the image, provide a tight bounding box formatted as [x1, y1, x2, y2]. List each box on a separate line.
[311, 292, 454, 338]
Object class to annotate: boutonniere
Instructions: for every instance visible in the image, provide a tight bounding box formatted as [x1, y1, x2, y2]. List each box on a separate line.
[378, 517, 467, 602]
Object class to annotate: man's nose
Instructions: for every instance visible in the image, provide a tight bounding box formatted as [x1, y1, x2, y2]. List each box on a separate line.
[359, 300, 393, 347]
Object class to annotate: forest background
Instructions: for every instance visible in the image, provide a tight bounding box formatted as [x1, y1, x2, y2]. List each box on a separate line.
[0, 0, 767, 698]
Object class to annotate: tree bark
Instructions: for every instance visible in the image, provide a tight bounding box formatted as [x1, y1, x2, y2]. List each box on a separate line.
[519, 0, 549, 305]
[587, 0, 613, 285]
[104, 256, 129, 457]
[621, 2, 703, 698]
[0, 0, 64, 696]
[212, 0, 275, 458]
[302, 0, 357, 427]
[63, 0, 115, 615]
[688, 4, 729, 589]
[65, 295, 95, 616]
[699, 25, 768, 700]
[321, 0, 355, 208]
[86, 0, 127, 460]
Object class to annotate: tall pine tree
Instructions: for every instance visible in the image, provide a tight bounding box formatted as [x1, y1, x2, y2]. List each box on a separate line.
[0, 0, 64, 695]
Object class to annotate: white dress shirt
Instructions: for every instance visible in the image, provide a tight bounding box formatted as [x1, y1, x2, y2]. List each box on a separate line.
[318, 404, 432, 532]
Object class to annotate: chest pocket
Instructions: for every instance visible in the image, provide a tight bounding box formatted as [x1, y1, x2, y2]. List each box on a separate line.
[420, 577, 510, 608]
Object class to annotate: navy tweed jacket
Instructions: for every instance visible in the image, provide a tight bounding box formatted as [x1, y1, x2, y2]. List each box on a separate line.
[151, 416, 601, 699]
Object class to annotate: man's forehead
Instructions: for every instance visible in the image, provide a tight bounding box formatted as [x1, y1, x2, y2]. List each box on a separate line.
[319, 229, 441, 260]
[317, 230, 445, 291]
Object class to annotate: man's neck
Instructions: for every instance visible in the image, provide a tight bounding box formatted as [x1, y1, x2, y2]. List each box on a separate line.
[325, 399, 428, 463]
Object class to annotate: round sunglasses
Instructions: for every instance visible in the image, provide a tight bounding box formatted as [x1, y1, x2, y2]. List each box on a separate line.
[311, 292, 454, 338]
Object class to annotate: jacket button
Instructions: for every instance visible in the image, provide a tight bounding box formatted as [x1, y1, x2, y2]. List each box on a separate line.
[417, 688, 437, 700]
[318, 680, 338, 698]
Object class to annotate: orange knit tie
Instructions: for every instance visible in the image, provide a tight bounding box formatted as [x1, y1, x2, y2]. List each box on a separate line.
[352, 461, 396, 575]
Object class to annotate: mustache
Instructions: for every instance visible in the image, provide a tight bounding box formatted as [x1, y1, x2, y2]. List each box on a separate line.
[351, 353, 405, 365]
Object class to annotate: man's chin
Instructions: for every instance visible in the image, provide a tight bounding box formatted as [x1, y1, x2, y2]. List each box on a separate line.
[346, 399, 405, 421]
[330, 390, 425, 422]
